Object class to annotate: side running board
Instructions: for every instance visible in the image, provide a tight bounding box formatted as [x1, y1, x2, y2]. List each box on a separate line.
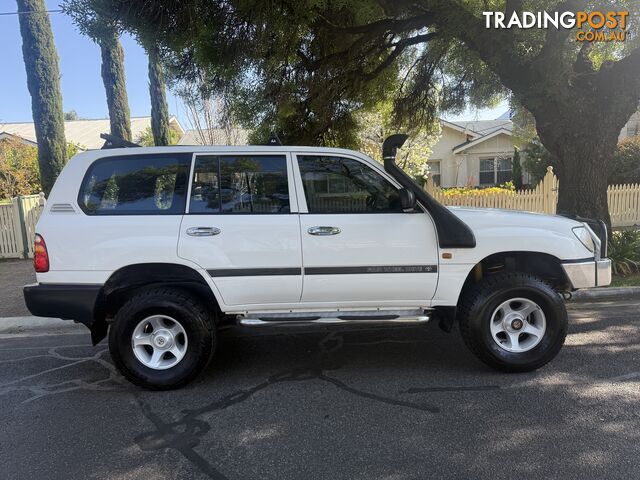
[237, 309, 431, 327]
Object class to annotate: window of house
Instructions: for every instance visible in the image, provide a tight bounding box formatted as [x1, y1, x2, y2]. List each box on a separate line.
[298, 155, 402, 214]
[480, 157, 512, 185]
[79, 153, 192, 215]
[189, 155, 290, 214]
[427, 161, 441, 186]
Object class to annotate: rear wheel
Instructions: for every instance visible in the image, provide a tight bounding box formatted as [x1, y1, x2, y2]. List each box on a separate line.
[109, 288, 215, 389]
[458, 272, 567, 372]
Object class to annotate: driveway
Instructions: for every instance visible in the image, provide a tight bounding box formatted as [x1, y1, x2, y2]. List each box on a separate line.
[1, 296, 639, 480]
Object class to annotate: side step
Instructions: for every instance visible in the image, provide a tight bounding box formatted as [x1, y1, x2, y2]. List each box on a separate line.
[237, 309, 431, 327]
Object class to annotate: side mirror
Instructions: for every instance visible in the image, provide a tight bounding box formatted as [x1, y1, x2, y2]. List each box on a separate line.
[399, 188, 416, 212]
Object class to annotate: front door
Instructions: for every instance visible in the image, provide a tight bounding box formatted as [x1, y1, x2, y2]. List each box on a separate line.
[178, 152, 302, 306]
[294, 153, 439, 304]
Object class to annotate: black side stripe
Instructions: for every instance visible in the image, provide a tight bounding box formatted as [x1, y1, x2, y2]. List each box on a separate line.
[208, 268, 301, 277]
[561, 257, 596, 264]
[305, 265, 437, 275]
[207, 265, 438, 277]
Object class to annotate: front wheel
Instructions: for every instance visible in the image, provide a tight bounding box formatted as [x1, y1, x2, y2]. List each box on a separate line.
[458, 273, 568, 372]
[109, 288, 215, 389]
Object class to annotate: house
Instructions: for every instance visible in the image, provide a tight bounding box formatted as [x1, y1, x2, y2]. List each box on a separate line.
[428, 117, 515, 188]
[0, 116, 184, 150]
[619, 111, 640, 141]
[177, 128, 250, 146]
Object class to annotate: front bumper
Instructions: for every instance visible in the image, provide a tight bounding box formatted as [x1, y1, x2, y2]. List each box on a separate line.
[561, 258, 612, 289]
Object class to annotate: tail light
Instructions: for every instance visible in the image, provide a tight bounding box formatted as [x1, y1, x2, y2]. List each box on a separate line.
[33, 234, 49, 273]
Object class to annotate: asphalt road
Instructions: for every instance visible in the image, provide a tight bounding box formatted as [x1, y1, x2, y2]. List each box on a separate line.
[1, 297, 639, 480]
[0, 259, 34, 317]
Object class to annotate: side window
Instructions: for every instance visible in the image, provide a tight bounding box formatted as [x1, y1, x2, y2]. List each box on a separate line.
[79, 153, 191, 215]
[189, 155, 290, 214]
[298, 155, 402, 214]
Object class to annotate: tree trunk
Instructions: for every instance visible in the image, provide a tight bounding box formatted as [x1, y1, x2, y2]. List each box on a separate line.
[535, 113, 618, 227]
[16, 0, 67, 195]
[148, 47, 171, 146]
[100, 30, 132, 142]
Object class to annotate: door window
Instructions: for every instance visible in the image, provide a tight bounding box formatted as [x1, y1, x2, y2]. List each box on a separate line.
[189, 155, 290, 214]
[78, 153, 192, 215]
[297, 155, 401, 213]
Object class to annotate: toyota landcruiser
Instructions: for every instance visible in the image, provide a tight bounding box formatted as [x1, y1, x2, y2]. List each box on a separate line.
[23, 135, 611, 389]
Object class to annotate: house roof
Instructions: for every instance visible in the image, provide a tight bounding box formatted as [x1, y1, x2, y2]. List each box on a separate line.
[0, 116, 184, 150]
[0, 131, 37, 146]
[452, 127, 513, 154]
[177, 128, 250, 146]
[443, 119, 513, 137]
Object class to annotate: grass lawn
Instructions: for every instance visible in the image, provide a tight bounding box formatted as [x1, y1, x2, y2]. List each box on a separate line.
[610, 273, 640, 287]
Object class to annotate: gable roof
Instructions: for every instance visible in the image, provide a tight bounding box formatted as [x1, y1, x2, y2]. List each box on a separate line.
[452, 127, 513, 154]
[0, 116, 184, 150]
[0, 131, 38, 146]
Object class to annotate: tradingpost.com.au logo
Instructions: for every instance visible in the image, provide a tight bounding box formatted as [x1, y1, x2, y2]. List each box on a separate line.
[483, 10, 629, 42]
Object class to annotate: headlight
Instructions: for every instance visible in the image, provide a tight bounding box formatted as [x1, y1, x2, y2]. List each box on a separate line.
[572, 226, 595, 253]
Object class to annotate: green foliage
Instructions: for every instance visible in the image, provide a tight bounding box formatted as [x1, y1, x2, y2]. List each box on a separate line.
[356, 101, 439, 178]
[148, 47, 171, 146]
[512, 147, 523, 190]
[135, 127, 180, 147]
[609, 137, 640, 185]
[0, 138, 42, 199]
[16, 0, 67, 195]
[64, 110, 79, 121]
[522, 139, 553, 186]
[609, 230, 640, 276]
[100, 30, 132, 141]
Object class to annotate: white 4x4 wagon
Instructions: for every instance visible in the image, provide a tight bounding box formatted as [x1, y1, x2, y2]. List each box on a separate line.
[24, 136, 611, 389]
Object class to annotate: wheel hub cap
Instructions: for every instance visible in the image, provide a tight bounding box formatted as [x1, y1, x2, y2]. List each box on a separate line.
[489, 298, 547, 353]
[131, 315, 188, 370]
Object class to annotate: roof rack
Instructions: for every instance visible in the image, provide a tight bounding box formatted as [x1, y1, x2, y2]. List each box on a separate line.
[100, 133, 141, 149]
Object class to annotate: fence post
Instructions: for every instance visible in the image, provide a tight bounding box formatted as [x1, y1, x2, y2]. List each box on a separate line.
[424, 175, 435, 195]
[14, 196, 30, 259]
[541, 166, 557, 214]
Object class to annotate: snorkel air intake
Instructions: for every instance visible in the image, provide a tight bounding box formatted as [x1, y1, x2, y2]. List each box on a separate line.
[382, 135, 476, 249]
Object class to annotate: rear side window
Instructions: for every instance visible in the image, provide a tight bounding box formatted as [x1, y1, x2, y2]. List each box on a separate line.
[79, 153, 191, 215]
[189, 155, 290, 214]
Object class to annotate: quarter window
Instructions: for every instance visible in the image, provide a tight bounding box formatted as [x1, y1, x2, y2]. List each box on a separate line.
[297, 155, 402, 214]
[79, 153, 191, 215]
[189, 155, 290, 214]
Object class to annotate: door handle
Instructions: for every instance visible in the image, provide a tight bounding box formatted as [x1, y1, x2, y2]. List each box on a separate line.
[186, 226, 221, 236]
[307, 226, 341, 236]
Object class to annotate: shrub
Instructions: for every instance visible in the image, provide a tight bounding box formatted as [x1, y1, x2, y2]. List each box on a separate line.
[441, 182, 515, 197]
[609, 136, 640, 185]
[608, 230, 640, 276]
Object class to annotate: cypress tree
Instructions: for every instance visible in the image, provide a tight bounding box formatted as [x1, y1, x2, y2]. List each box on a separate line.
[100, 29, 132, 142]
[512, 147, 523, 190]
[148, 46, 171, 146]
[16, 0, 67, 195]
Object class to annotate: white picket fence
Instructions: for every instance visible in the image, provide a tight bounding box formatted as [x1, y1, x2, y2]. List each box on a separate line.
[426, 167, 640, 228]
[0, 193, 46, 259]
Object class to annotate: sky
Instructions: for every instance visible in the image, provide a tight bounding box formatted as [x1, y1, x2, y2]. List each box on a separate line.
[0, 0, 506, 131]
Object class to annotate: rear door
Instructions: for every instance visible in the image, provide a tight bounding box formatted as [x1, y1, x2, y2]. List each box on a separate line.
[178, 151, 302, 306]
[293, 153, 439, 304]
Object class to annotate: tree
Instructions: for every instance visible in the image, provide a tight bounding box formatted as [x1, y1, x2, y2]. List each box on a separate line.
[134, 127, 180, 147]
[64, 110, 79, 121]
[512, 147, 523, 190]
[357, 101, 439, 178]
[65, 0, 640, 225]
[16, 0, 67, 195]
[523, 139, 553, 186]
[63, 1, 132, 141]
[148, 46, 171, 146]
[0, 137, 41, 199]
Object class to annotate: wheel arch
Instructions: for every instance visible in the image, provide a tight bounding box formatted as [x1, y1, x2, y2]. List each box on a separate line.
[91, 263, 221, 345]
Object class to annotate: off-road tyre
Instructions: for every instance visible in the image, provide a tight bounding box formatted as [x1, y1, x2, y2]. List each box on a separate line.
[458, 272, 567, 372]
[109, 287, 215, 390]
